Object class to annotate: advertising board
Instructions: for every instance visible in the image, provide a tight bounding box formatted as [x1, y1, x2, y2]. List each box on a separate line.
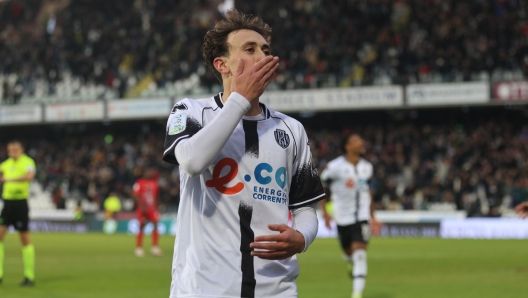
[260, 86, 403, 112]
[407, 82, 490, 106]
[107, 98, 171, 119]
[45, 102, 104, 122]
[493, 81, 528, 102]
[440, 219, 528, 239]
[0, 105, 42, 124]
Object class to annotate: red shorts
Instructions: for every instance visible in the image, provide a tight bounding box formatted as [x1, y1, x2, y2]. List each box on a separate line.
[136, 208, 159, 225]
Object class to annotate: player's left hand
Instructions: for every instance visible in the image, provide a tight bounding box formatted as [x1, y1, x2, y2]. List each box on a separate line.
[250, 224, 305, 260]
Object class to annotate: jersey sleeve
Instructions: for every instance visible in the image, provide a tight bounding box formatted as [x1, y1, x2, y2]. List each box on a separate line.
[26, 157, 36, 173]
[288, 125, 326, 209]
[162, 99, 203, 165]
[320, 163, 336, 185]
[366, 163, 373, 180]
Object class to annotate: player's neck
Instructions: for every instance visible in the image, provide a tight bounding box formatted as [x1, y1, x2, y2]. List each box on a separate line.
[345, 154, 360, 165]
[222, 84, 261, 116]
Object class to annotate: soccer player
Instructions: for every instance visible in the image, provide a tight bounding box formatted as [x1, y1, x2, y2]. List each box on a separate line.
[132, 167, 162, 257]
[515, 201, 528, 218]
[0, 140, 36, 286]
[319, 134, 381, 298]
[162, 9, 325, 298]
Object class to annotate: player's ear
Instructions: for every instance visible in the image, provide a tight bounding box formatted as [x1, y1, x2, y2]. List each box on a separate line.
[213, 57, 231, 76]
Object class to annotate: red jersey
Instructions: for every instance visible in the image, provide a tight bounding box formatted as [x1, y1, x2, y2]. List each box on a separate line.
[133, 178, 160, 210]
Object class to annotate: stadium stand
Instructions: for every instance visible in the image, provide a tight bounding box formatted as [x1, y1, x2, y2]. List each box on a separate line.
[1, 107, 527, 217]
[1, 0, 527, 103]
[306, 111, 528, 217]
[0, 122, 181, 213]
[0, 0, 527, 218]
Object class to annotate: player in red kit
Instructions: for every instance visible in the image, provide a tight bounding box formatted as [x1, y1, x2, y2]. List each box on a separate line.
[133, 167, 162, 257]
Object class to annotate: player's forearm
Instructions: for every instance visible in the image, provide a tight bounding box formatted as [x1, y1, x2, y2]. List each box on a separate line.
[291, 205, 318, 252]
[4, 173, 34, 182]
[318, 198, 329, 216]
[176, 92, 251, 177]
[370, 193, 376, 219]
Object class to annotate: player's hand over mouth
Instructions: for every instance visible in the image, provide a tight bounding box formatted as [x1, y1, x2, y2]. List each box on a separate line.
[231, 56, 279, 103]
[250, 224, 305, 260]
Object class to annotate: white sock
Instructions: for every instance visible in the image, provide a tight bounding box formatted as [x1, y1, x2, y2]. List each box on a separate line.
[352, 249, 367, 296]
[343, 253, 353, 263]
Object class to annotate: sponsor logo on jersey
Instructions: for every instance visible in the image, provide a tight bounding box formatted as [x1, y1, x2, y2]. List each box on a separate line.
[168, 114, 187, 135]
[346, 178, 355, 189]
[274, 129, 290, 149]
[206, 158, 288, 205]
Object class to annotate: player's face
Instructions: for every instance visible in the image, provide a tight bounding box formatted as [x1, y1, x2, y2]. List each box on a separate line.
[346, 135, 365, 155]
[225, 29, 271, 76]
[7, 143, 23, 159]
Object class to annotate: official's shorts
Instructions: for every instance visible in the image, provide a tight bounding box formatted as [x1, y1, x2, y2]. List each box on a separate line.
[136, 207, 159, 225]
[0, 199, 30, 232]
[337, 220, 370, 250]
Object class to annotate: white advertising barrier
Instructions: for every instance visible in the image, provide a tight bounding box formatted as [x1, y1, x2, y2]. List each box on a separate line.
[407, 82, 490, 106]
[376, 210, 466, 223]
[45, 102, 104, 122]
[317, 217, 339, 238]
[316, 211, 467, 238]
[440, 218, 528, 239]
[108, 98, 171, 119]
[260, 86, 403, 112]
[0, 105, 42, 124]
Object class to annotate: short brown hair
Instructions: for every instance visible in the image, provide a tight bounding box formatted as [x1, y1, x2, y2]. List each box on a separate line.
[203, 9, 272, 82]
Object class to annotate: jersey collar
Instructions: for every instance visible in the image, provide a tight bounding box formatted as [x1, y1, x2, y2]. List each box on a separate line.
[214, 93, 270, 119]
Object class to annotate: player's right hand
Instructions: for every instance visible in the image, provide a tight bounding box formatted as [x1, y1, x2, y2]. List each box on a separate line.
[515, 202, 528, 218]
[231, 56, 279, 102]
[324, 213, 332, 230]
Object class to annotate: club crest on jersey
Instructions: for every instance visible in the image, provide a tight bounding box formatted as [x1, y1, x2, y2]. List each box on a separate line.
[274, 129, 290, 149]
[168, 114, 187, 135]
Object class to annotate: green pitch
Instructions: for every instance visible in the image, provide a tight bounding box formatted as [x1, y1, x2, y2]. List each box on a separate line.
[0, 233, 527, 298]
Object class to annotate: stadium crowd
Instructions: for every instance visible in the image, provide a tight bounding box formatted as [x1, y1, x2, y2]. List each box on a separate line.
[1, 0, 527, 102]
[0, 124, 181, 213]
[1, 113, 527, 217]
[309, 120, 528, 217]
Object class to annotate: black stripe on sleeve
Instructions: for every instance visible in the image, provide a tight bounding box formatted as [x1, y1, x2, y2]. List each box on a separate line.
[242, 121, 259, 158]
[214, 93, 224, 108]
[289, 163, 326, 209]
[238, 201, 256, 298]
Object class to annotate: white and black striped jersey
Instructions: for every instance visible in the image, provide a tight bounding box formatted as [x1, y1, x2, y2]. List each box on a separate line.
[163, 94, 325, 298]
[321, 156, 373, 226]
